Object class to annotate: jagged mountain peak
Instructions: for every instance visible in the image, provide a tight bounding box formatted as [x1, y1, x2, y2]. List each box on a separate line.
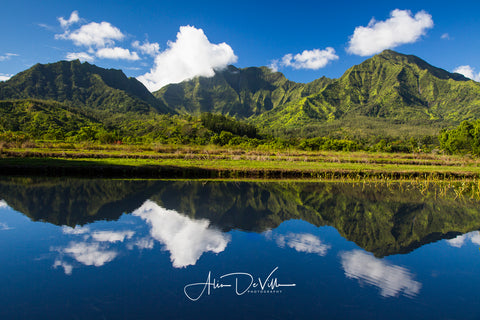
[0, 60, 171, 114]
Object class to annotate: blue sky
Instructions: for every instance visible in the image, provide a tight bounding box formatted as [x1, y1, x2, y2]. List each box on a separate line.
[1, 0, 479, 90]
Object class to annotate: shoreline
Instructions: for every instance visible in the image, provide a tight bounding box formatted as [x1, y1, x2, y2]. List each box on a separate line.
[1, 156, 479, 180]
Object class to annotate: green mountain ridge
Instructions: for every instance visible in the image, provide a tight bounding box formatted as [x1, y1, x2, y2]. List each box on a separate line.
[155, 65, 332, 117]
[1, 50, 480, 141]
[255, 50, 480, 136]
[0, 60, 171, 114]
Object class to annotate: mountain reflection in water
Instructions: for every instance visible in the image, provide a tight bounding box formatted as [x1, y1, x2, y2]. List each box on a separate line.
[1, 177, 480, 257]
[1, 177, 480, 319]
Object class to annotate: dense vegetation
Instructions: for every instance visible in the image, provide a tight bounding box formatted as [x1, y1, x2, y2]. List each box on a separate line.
[439, 120, 480, 155]
[1, 50, 480, 155]
[155, 65, 332, 117]
[0, 60, 170, 114]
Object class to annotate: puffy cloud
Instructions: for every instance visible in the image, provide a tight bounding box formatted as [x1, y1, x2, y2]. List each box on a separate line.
[0, 53, 18, 62]
[271, 47, 338, 71]
[96, 47, 140, 61]
[133, 200, 230, 268]
[62, 242, 118, 267]
[65, 52, 94, 62]
[137, 25, 238, 91]
[91, 230, 135, 242]
[340, 250, 421, 298]
[0, 75, 12, 82]
[57, 21, 125, 48]
[275, 233, 331, 256]
[58, 11, 80, 29]
[453, 65, 480, 82]
[53, 259, 73, 275]
[127, 237, 155, 250]
[62, 226, 90, 235]
[132, 40, 160, 57]
[347, 9, 434, 56]
[0, 199, 9, 208]
[447, 231, 480, 247]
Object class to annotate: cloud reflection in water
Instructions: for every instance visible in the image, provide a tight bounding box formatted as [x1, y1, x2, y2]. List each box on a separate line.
[133, 200, 231, 268]
[340, 250, 421, 298]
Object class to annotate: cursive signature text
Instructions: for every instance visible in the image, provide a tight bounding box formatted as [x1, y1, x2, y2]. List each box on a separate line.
[184, 267, 296, 301]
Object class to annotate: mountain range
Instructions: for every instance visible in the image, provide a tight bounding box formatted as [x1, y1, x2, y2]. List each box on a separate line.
[1, 50, 479, 139]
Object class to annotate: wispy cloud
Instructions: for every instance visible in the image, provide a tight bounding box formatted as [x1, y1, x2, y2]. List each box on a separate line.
[453, 65, 480, 82]
[0, 53, 19, 62]
[340, 250, 421, 297]
[137, 25, 237, 91]
[347, 9, 434, 56]
[441, 33, 451, 40]
[270, 47, 338, 71]
[272, 232, 331, 256]
[0, 222, 12, 231]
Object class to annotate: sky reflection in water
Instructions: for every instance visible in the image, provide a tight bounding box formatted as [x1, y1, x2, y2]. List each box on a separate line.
[0, 179, 480, 319]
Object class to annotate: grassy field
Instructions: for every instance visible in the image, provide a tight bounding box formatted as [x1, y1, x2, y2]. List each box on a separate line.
[1, 142, 479, 180]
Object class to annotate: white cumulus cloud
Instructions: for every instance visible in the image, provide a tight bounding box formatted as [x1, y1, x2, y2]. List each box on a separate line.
[271, 47, 338, 71]
[91, 230, 135, 242]
[132, 40, 160, 57]
[340, 250, 421, 298]
[0, 200, 9, 208]
[347, 9, 434, 56]
[275, 233, 331, 256]
[453, 65, 480, 82]
[446, 231, 480, 247]
[62, 241, 118, 267]
[96, 47, 140, 61]
[57, 21, 125, 48]
[137, 25, 238, 91]
[133, 200, 231, 268]
[66, 52, 94, 62]
[58, 11, 81, 29]
[53, 259, 73, 275]
[0, 74, 12, 81]
[62, 226, 90, 235]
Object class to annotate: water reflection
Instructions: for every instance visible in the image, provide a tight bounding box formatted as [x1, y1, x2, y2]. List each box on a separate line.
[447, 231, 480, 247]
[266, 231, 331, 256]
[2, 178, 480, 319]
[340, 250, 422, 298]
[0, 199, 8, 208]
[133, 200, 231, 268]
[1, 177, 480, 258]
[49, 201, 231, 273]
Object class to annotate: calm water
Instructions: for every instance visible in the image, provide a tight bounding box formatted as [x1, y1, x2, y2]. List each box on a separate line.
[0, 178, 479, 319]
